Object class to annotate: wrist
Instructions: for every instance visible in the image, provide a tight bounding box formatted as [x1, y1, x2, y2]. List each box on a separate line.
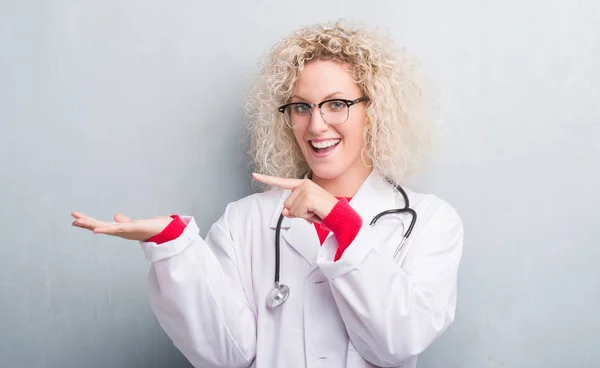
[146, 215, 185, 243]
[316, 196, 339, 220]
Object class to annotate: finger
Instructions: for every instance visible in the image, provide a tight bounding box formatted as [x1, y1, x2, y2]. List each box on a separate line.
[71, 212, 96, 221]
[72, 217, 114, 231]
[283, 187, 320, 222]
[299, 213, 321, 224]
[283, 184, 304, 211]
[252, 173, 305, 190]
[93, 222, 137, 235]
[73, 218, 113, 229]
[309, 214, 321, 223]
[304, 213, 321, 224]
[284, 207, 319, 225]
[289, 197, 321, 223]
[113, 213, 131, 223]
[288, 189, 310, 218]
[94, 222, 155, 241]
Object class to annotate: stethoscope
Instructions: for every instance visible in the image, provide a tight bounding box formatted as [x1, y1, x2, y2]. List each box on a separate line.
[266, 181, 417, 309]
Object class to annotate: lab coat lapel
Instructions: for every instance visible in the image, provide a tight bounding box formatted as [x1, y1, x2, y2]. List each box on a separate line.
[282, 218, 321, 266]
[269, 189, 321, 266]
[347, 171, 397, 226]
[267, 171, 396, 266]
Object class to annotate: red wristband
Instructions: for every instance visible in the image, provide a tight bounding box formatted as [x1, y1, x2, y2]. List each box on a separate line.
[321, 199, 363, 261]
[145, 214, 186, 244]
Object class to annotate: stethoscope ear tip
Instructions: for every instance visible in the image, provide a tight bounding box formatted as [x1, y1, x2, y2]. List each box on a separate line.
[266, 283, 290, 309]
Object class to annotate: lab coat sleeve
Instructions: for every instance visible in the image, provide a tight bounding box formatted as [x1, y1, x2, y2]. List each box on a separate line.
[316, 200, 463, 367]
[139, 205, 257, 368]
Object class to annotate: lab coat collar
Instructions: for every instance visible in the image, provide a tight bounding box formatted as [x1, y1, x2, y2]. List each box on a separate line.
[346, 170, 398, 228]
[268, 170, 397, 265]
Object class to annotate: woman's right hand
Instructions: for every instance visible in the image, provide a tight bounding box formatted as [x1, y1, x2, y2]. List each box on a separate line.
[71, 212, 173, 241]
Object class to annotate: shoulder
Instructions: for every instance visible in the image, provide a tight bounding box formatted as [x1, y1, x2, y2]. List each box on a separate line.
[207, 188, 286, 238]
[401, 186, 463, 232]
[394, 187, 464, 264]
[221, 188, 287, 223]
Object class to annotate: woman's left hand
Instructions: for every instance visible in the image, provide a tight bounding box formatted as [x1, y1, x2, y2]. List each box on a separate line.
[252, 173, 338, 224]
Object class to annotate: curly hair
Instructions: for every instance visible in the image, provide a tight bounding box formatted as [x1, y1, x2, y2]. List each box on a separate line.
[244, 19, 438, 189]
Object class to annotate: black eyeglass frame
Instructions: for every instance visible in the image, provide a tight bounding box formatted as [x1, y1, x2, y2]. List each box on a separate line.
[277, 95, 369, 125]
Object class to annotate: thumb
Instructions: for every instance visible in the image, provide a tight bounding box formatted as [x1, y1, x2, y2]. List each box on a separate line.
[113, 213, 131, 223]
[304, 215, 322, 225]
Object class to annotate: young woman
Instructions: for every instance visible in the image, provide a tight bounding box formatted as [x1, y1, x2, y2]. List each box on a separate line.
[72, 20, 463, 368]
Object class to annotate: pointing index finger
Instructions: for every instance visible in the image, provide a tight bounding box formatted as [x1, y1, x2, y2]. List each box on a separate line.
[252, 173, 305, 190]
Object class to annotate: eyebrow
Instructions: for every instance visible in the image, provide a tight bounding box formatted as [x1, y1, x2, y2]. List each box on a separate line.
[291, 91, 344, 102]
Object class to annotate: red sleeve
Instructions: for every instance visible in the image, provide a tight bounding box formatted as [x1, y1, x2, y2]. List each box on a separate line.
[321, 199, 363, 262]
[145, 214, 187, 244]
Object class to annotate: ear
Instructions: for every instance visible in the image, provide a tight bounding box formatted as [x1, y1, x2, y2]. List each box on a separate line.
[364, 110, 372, 126]
[360, 125, 372, 168]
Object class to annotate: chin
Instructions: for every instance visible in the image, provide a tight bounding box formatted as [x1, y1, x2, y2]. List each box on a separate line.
[308, 163, 346, 180]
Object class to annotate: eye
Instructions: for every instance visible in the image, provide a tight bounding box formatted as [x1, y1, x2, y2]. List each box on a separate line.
[292, 104, 310, 114]
[325, 100, 346, 111]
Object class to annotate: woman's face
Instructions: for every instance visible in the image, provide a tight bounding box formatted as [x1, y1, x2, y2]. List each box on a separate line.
[289, 60, 370, 182]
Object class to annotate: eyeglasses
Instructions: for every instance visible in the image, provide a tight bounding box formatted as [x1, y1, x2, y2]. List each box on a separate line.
[278, 96, 369, 129]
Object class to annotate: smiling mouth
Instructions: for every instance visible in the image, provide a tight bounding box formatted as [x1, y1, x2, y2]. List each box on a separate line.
[309, 139, 341, 154]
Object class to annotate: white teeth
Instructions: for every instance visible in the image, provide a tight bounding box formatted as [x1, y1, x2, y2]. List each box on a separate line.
[311, 139, 341, 149]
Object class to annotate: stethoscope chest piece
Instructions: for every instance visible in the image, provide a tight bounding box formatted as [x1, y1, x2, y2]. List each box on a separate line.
[266, 282, 290, 309]
[267, 178, 417, 310]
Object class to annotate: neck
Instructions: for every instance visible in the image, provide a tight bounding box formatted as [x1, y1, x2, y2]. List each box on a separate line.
[311, 166, 373, 197]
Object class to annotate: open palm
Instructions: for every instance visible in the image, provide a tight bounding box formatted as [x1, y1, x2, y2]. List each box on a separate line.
[71, 212, 172, 241]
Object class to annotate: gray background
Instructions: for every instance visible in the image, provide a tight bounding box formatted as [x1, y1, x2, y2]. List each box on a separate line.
[1, 0, 598, 367]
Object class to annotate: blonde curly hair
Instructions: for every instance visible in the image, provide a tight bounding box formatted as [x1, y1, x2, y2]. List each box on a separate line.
[244, 19, 438, 189]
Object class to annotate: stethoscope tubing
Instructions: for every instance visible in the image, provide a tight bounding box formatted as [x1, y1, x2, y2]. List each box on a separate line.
[268, 182, 417, 308]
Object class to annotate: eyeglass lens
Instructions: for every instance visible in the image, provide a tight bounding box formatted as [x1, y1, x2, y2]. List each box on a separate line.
[283, 100, 349, 128]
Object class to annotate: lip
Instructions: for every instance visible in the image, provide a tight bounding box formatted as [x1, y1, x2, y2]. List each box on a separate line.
[307, 138, 341, 159]
[309, 138, 341, 143]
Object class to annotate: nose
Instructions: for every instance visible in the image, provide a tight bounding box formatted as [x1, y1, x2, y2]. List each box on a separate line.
[308, 108, 328, 134]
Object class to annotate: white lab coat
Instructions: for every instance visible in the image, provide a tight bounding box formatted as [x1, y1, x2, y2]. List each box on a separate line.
[139, 171, 464, 368]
